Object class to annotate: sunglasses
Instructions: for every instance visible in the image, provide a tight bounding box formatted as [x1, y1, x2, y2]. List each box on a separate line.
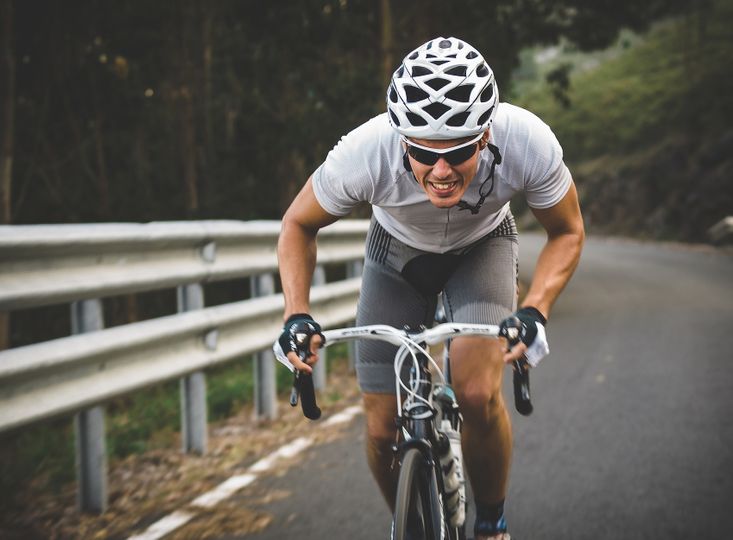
[402, 132, 484, 166]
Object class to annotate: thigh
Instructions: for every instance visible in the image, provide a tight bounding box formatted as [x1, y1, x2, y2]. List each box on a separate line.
[355, 258, 436, 394]
[441, 234, 518, 396]
[442, 234, 518, 326]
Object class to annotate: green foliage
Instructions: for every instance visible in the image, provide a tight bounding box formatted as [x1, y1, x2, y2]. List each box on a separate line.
[512, 0, 733, 240]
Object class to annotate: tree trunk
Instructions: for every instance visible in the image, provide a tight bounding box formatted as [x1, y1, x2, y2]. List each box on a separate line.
[380, 0, 394, 90]
[1, 0, 15, 225]
[179, 1, 199, 218]
[0, 0, 15, 351]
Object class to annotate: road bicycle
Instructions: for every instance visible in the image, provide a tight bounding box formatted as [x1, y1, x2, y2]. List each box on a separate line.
[281, 318, 532, 540]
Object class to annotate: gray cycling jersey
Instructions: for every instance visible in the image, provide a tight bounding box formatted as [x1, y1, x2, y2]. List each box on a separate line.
[312, 102, 572, 253]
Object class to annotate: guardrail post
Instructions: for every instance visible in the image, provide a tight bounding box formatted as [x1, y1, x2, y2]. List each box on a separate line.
[312, 266, 328, 391]
[177, 284, 208, 454]
[346, 260, 363, 372]
[251, 274, 278, 420]
[71, 299, 107, 513]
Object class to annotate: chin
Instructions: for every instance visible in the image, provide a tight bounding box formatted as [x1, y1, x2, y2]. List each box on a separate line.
[429, 196, 460, 209]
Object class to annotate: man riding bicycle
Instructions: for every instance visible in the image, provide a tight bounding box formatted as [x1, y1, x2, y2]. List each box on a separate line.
[277, 36, 584, 540]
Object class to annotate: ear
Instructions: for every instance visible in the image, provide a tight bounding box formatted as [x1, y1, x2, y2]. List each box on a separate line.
[479, 129, 490, 149]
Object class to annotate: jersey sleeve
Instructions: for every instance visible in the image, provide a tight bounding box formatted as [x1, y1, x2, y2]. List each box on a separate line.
[523, 119, 573, 209]
[311, 120, 382, 216]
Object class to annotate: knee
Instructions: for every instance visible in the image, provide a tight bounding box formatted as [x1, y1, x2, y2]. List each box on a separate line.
[449, 338, 505, 422]
[364, 395, 398, 450]
[454, 380, 504, 423]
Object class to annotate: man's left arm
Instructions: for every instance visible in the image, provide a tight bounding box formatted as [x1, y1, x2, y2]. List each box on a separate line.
[503, 180, 585, 363]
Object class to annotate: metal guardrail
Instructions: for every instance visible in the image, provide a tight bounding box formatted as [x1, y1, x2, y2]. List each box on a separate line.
[0, 279, 361, 433]
[0, 219, 369, 512]
[708, 216, 733, 245]
[0, 219, 368, 309]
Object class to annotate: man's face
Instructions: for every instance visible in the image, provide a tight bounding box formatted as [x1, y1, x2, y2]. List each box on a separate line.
[405, 130, 488, 209]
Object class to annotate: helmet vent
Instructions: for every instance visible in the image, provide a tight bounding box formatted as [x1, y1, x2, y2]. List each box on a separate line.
[409, 52, 419, 60]
[389, 110, 401, 127]
[445, 84, 474, 103]
[439, 39, 452, 49]
[424, 102, 451, 120]
[389, 86, 398, 103]
[446, 112, 470, 127]
[396, 66, 405, 78]
[430, 60, 449, 65]
[406, 112, 428, 126]
[476, 63, 490, 77]
[479, 83, 493, 102]
[404, 85, 429, 103]
[446, 66, 467, 77]
[477, 106, 494, 126]
[467, 51, 478, 59]
[411, 66, 432, 77]
[425, 78, 450, 90]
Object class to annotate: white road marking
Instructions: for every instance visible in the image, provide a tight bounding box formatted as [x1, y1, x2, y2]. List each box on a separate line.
[191, 473, 257, 508]
[127, 404, 363, 540]
[127, 511, 195, 540]
[322, 404, 362, 427]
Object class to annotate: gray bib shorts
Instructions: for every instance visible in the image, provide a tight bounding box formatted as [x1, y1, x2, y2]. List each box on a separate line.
[355, 213, 519, 394]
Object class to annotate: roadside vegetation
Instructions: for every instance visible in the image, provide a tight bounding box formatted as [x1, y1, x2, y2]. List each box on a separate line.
[510, 0, 733, 241]
[0, 345, 350, 516]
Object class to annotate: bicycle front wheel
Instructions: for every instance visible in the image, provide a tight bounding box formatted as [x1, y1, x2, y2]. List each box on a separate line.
[393, 447, 443, 540]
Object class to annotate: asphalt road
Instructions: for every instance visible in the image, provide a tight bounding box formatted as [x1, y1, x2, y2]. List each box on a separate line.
[236, 234, 733, 540]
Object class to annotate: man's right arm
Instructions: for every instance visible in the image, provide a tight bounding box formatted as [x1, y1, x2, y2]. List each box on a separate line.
[277, 176, 341, 370]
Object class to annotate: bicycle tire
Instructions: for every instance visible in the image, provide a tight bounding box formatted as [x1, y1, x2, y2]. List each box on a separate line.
[393, 448, 443, 540]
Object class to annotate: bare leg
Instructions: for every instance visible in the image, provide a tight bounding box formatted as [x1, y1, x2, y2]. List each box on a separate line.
[363, 392, 400, 512]
[449, 337, 512, 509]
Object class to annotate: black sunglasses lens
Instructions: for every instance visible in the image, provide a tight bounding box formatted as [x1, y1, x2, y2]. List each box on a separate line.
[445, 144, 477, 165]
[408, 146, 439, 165]
[408, 143, 477, 166]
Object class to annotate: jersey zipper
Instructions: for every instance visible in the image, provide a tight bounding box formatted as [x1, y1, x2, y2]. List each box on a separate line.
[444, 208, 451, 238]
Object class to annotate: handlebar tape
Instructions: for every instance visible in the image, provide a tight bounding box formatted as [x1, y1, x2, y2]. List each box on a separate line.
[501, 316, 534, 416]
[289, 348, 321, 420]
[512, 360, 533, 416]
[297, 371, 321, 420]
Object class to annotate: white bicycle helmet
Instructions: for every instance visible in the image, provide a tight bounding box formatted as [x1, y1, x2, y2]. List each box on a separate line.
[387, 36, 499, 140]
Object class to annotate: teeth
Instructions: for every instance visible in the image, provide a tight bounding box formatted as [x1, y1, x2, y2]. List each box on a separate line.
[431, 182, 456, 189]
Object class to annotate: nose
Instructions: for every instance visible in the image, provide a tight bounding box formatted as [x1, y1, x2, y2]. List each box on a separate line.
[432, 157, 452, 179]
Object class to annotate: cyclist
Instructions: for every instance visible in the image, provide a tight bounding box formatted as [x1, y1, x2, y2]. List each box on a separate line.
[277, 36, 584, 540]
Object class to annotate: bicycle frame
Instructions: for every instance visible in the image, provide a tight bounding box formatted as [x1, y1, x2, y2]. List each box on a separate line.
[276, 321, 533, 540]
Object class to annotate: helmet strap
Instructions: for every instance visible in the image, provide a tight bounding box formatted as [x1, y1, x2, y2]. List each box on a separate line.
[402, 149, 414, 174]
[457, 143, 502, 215]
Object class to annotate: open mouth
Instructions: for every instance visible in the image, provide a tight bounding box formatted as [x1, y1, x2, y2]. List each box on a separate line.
[427, 180, 460, 196]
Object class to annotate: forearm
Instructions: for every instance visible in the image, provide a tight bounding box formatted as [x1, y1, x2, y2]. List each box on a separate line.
[278, 218, 319, 319]
[521, 230, 583, 319]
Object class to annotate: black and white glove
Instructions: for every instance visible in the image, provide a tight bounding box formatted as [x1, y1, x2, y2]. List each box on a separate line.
[499, 306, 549, 368]
[273, 313, 325, 372]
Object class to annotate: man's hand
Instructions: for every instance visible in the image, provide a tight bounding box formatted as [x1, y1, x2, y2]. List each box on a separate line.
[274, 313, 325, 374]
[499, 307, 549, 367]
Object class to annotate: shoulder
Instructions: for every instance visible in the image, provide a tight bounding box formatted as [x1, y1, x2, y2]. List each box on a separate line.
[322, 112, 404, 181]
[493, 102, 559, 144]
[334, 113, 399, 155]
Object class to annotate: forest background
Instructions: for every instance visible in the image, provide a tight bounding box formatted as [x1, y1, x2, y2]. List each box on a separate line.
[3, 0, 729, 235]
